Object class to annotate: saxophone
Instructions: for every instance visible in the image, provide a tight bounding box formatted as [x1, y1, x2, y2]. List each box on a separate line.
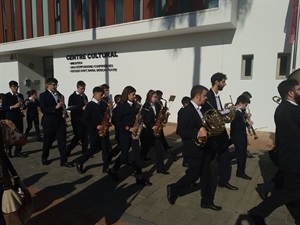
[153, 100, 169, 137]
[131, 102, 146, 140]
[98, 100, 112, 137]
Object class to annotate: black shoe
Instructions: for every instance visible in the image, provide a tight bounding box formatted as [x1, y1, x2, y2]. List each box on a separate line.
[61, 162, 73, 167]
[102, 167, 110, 174]
[42, 158, 49, 166]
[247, 151, 254, 158]
[136, 178, 152, 186]
[255, 184, 268, 200]
[167, 185, 177, 205]
[201, 203, 222, 211]
[218, 183, 238, 190]
[14, 152, 28, 158]
[182, 162, 189, 167]
[236, 173, 252, 180]
[170, 150, 177, 161]
[157, 169, 170, 175]
[247, 211, 266, 225]
[76, 162, 84, 174]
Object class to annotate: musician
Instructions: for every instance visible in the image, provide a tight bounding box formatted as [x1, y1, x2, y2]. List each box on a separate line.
[156, 90, 172, 151]
[39, 78, 72, 167]
[76, 87, 105, 174]
[24, 89, 42, 142]
[99, 84, 112, 173]
[109, 86, 152, 186]
[248, 79, 300, 225]
[135, 94, 142, 104]
[2, 81, 27, 158]
[230, 95, 252, 180]
[167, 85, 221, 210]
[140, 90, 169, 174]
[201, 72, 238, 191]
[170, 96, 191, 164]
[67, 81, 88, 156]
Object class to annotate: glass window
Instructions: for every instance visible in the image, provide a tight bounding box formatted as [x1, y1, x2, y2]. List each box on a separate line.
[115, 0, 123, 24]
[154, 0, 165, 17]
[21, 0, 27, 38]
[32, 0, 37, 37]
[179, 0, 190, 13]
[98, 0, 105, 26]
[55, 0, 60, 33]
[241, 55, 254, 80]
[205, 0, 219, 9]
[82, 0, 88, 29]
[276, 53, 291, 79]
[68, 0, 74, 31]
[133, 0, 141, 21]
[42, 0, 49, 35]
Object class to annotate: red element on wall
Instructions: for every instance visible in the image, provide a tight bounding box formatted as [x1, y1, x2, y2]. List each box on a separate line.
[0, 0, 4, 43]
[25, 0, 33, 38]
[36, 0, 44, 37]
[89, 0, 98, 28]
[166, 0, 179, 16]
[48, 0, 56, 35]
[143, 0, 155, 19]
[5, 0, 13, 41]
[124, 0, 134, 23]
[106, 0, 114, 25]
[74, 0, 83, 30]
[60, 0, 69, 33]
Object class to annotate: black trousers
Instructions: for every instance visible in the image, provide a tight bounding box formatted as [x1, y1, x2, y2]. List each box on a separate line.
[231, 134, 247, 175]
[42, 122, 67, 164]
[101, 133, 112, 170]
[250, 171, 300, 224]
[25, 115, 41, 139]
[170, 152, 213, 204]
[68, 119, 87, 153]
[79, 129, 101, 165]
[113, 133, 142, 174]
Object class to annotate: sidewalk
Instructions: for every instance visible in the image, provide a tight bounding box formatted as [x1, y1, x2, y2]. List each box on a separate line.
[10, 123, 293, 225]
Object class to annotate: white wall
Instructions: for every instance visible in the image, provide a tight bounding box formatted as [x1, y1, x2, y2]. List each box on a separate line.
[0, 55, 19, 93]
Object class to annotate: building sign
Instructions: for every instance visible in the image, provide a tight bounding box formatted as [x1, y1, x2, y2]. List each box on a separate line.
[66, 51, 118, 73]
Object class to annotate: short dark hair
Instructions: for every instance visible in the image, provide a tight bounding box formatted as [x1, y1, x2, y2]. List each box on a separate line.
[77, 80, 86, 87]
[121, 86, 136, 103]
[156, 90, 163, 96]
[181, 96, 191, 106]
[277, 79, 299, 100]
[242, 91, 252, 99]
[100, 84, 110, 89]
[190, 85, 208, 99]
[211, 72, 227, 86]
[93, 86, 104, 94]
[135, 94, 142, 102]
[235, 95, 251, 105]
[9, 80, 18, 87]
[114, 94, 121, 104]
[46, 77, 58, 84]
[26, 89, 37, 97]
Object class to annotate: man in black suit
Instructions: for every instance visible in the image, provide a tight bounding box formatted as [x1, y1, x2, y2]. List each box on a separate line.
[248, 79, 300, 225]
[2, 80, 27, 158]
[167, 85, 222, 211]
[76, 87, 105, 174]
[201, 73, 238, 191]
[39, 78, 72, 167]
[67, 80, 88, 156]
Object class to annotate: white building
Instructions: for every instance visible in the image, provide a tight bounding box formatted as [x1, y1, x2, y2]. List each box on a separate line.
[0, 0, 299, 132]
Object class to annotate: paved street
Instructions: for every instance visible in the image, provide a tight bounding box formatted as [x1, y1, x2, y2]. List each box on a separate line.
[10, 124, 294, 225]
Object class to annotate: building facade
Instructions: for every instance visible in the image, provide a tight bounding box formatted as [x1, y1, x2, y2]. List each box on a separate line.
[0, 0, 299, 132]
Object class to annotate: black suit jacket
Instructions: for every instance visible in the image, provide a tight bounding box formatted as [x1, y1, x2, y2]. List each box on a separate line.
[2, 92, 24, 121]
[81, 101, 105, 132]
[141, 102, 161, 130]
[115, 102, 138, 135]
[176, 103, 206, 163]
[274, 100, 300, 174]
[201, 89, 229, 148]
[24, 99, 39, 119]
[39, 90, 64, 127]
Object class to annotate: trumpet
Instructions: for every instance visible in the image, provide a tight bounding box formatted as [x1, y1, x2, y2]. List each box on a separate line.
[272, 96, 281, 104]
[244, 107, 258, 139]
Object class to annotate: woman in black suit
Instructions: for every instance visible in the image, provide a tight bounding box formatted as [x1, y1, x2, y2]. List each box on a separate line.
[140, 90, 169, 174]
[110, 86, 152, 186]
[24, 89, 42, 141]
